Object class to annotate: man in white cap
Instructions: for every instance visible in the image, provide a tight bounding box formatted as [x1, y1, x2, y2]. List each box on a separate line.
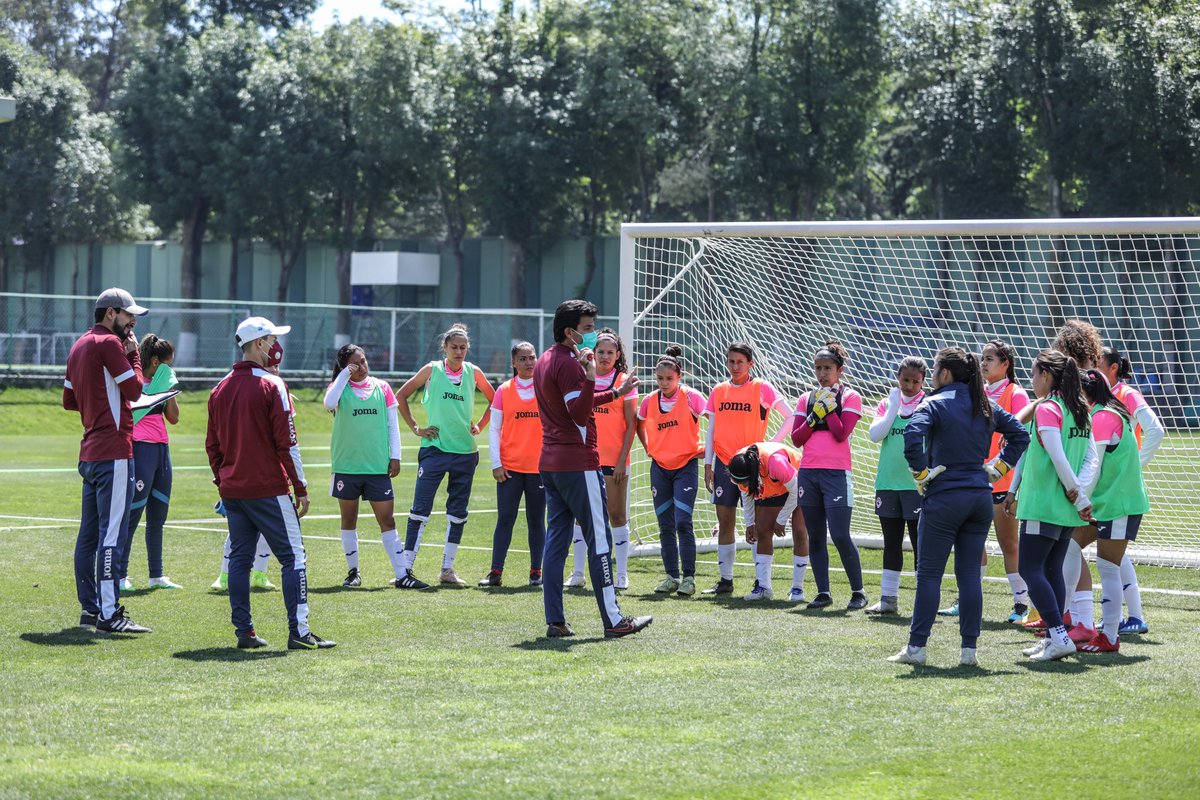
[206, 317, 334, 650]
[63, 288, 153, 633]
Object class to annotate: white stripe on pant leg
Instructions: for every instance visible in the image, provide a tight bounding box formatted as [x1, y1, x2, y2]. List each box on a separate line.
[845, 471, 855, 508]
[276, 495, 310, 636]
[586, 471, 622, 624]
[104, 460, 129, 548]
[1111, 516, 1128, 541]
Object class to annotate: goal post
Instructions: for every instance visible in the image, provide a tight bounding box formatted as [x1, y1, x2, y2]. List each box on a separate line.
[619, 218, 1200, 568]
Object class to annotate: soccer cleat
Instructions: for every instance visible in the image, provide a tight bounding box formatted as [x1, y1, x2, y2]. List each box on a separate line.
[1069, 624, 1097, 644]
[95, 605, 151, 634]
[806, 592, 833, 609]
[887, 645, 927, 665]
[250, 570, 276, 590]
[744, 581, 773, 601]
[1078, 631, 1120, 653]
[960, 647, 978, 666]
[677, 576, 696, 596]
[478, 569, 503, 588]
[1062, 609, 1074, 627]
[342, 568, 362, 588]
[237, 629, 269, 649]
[211, 572, 228, 591]
[528, 569, 543, 587]
[1030, 638, 1077, 662]
[702, 577, 735, 595]
[937, 602, 960, 617]
[1023, 639, 1049, 657]
[1007, 604, 1030, 624]
[1119, 617, 1148, 635]
[1023, 617, 1047, 631]
[615, 573, 629, 591]
[604, 615, 653, 639]
[787, 588, 806, 604]
[287, 631, 336, 650]
[395, 570, 431, 590]
[866, 596, 899, 615]
[564, 572, 586, 589]
[119, 578, 134, 592]
[439, 568, 467, 586]
[546, 622, 575, 638]
[147, 576, 182, 589]
[846, 591, 869, 611]
[79, 612, 98, 629]
[655, 576, 681, 593]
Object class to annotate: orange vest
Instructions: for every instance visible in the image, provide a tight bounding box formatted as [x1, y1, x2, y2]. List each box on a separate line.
[499, 379, 543, 474]
[709, 378, 771, 465]
[642, 386, 704, 470]
[987, 383, 1018, 492]
[594, 371, 632, 467]
[736, 441, 803, 499]
[1113, 383, 1145, 447]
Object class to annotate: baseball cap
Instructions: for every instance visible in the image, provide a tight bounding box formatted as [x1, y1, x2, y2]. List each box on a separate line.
[266, 341, 284, 367]
[235, 316, 291, 346]
[95, 287, 149, 316]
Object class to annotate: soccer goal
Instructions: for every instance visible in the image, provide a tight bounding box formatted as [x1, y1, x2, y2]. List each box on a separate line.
[619, 218, 1200, 568]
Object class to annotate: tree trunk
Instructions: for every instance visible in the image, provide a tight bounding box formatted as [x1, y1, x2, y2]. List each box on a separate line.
[86, 241, 97, 296]
[509, 239, 526, 308]
[335, 194, 356, 348]
[93, 0, 127, 112]
[177, 199, 209, 366]
[441, 186, 466, 307]
[228, 232, 239, 301]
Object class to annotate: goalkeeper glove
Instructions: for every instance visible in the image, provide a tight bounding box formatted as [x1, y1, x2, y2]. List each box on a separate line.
[911, 465, 946, 496]
[984, 458, 1011, 484]
[811, 395, 836, 420]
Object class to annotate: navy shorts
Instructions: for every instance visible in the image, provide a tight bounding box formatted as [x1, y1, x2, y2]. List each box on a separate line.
[1095, 514, 1143, 541]
[798, 468, 854, 509]
[875, 489, 921, 520]
[1019, 520, 1074, 540]
[330, 473, 395, 502]
[992, 491, 1008, 506]
[756, 494, 786, 508]
[711, 459, 741, 508]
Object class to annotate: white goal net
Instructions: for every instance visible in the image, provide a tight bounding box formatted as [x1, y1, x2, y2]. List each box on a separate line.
[619, 219, 1200, 568]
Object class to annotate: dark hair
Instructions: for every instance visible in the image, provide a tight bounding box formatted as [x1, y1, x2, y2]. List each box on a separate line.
[896, 355, 927, 377]
[1034, 349, 1090, 430]
[335, 343, 365, 373]
[727, 445, 761, 497]
[814, 339, 848, 369]
[934, 346, 991, 421]
[727, 342, 756, 363]
[1102, 346, 1133, 382]
[552, 299, 599, 343]
[983, 339, 1017, 383]
[510, 341, 536, 377]
[656, 344, 684, 376]
[1052, 320, 1103, 370]
[440, 322, 469, 348]
[1082, 368, 1130, 422]
[139, 333, 174, 367]
[595, 328, 628, 375]
[94, 308, 110, 324]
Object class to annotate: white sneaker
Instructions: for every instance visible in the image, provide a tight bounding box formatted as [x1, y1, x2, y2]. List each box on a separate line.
[564, 572, 586, 588]
[888, 645, 927, 665]
[787, 588, 806, 604]
[1030, 638, 1077, 662]
[148, 576, 182, 589]
[119, 578, 134, 591]
[743, 581, 772, 601]
[615, 574, 629, 590]
[1022, 639, 1048, 657]
[960, 647, 978, 666]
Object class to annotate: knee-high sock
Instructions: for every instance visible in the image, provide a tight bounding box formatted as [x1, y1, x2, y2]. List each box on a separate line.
[1062, 539, 1083, 615]
[793, 555, 809, 592]
[381, 529, 404, 579]
[880, 568, 901, 598]
[442, 518, 465, 570]
[1096, 557, 1123, 641]
[340, 529, 359, 570]
[253, 534, 271, 573]
[1007, 572, 1029, 606]
[613, 524, 630, 577]
[1072, 589, 1095, 630]
[1120, 554, 1145, 620]
[403, 515, 427, 570]
[718, 542, 736, 581]
[755, 552, 773, 591]
[570, 524, 586, 576]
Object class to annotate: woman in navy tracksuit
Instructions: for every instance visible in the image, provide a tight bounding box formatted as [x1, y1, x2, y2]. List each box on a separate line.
[889, 347, 1029, 667]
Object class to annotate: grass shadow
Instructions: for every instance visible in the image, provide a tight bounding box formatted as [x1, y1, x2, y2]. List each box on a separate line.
[894, 664, 1022, 679]
[172, 647, 289, 662]
[1016, 658, 1091, 674]
[19, 628, 112, 646]
[864, 614, 912, 627]
[477, 585, 542, 595]
[308, 585, 392, 595]
[511, 635, 607, 652]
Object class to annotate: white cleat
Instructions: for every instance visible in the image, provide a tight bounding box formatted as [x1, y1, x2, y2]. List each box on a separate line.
[563, 572, 586, 589]
[119, 578, 134, 591]
[888, 645, 927, 665]
[960, 647, 978, 667]
[1030, 638, 1077, 662]
[1023, 639, 1048, 657]
[615, 574, 629, 590]
[786, 588, 806, 604]
[148, 576, 183, 589]
[743, 582, 773, 601]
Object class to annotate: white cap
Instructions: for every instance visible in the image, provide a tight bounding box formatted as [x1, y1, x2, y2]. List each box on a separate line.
[95, 287, 149, 316]
[235, 316, 291, 346]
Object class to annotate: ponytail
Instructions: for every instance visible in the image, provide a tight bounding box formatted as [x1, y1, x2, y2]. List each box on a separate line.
[1102, 346, 1134, 382]
[1082, 369, 1130, 422]
[1035, 349, 1090, 430]
[727, 445, 761, 498]
[934, 346, 991, 421]
[139, 333, 174, 368]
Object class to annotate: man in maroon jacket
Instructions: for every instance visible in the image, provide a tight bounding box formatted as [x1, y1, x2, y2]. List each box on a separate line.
[206, 316, 334, 650]
[64, 288, 152, 633]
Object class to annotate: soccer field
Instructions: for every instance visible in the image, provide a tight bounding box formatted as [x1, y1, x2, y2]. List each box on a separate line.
[2, 388, 1199, 798]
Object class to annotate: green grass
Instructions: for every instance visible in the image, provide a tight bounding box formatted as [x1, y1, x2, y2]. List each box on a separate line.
[2, 389, 1200, 798]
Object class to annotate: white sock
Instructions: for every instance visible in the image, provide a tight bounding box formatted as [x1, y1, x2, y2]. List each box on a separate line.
[253, 534, 271, 573]
[718, 543, 736, 581]
[1049, 624, 1071, 648]
[1062, 539, 1083, 615]
[613, 524, 630, 577]
[754, 552, 773, 590]
[1096, 557, 1122, 641]
[1007, 572, 1029, 606]
[1120, 554, 1144, 620]
[381, 529, 404, 579]
[220, 535, 232, 574]
[792, 555, 809, 592]
[340, 529, 359, 570]
[880, 568, 900, 598]
[1072, 589, 1095, 631]
[571, 525, 586, 576]
[442, 542, 459, 571]
[404, 523, 425, 571]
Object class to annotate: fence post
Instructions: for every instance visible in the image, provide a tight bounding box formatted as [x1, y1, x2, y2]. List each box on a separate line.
[389, 309, 397, 373]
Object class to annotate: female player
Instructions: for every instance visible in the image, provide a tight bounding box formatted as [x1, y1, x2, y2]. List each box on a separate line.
[395, 323, 494, 588]
[565, 329, 638, 590]
[636, 345, 706, 596]
[1068, 369, 1151, 652]
[888, 347, 1029, 666]
[324, 344, 402, 588]
[1005, 349, 1097, 661]
[118, 333, 182, 590]
[478, 342, 546, 588]
[791, 340, 868, 610]
[727, 442, 808, 602]
[866, 356, 926, 615]
[703, 342, 793, 595]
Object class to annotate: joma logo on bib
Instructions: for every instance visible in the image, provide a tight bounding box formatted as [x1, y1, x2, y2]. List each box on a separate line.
[351, 407, 378, 417]
[718, 401, 752, 412]
[442, 391, 465, 402]
[515, 411, 539, 419]
[657, 419, 679, 431]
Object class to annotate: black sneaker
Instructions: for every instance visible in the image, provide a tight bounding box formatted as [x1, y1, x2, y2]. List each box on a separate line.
[702, 578, 735, 595]
[237, 629, 269, 649]
[95, 605, 151, 634]
[79, 612, 98, 629]
[546, 622, 575, 638]
[342, 568, 362, 588]
[395, 570, 431, 590]
[846, 591, 869, 611]
[806, 592, 833, 609]
[478, 569, 503, 587]
[529, 569, 543, 586]
[604, 615, 653, 639]
[288, 631, 337, 650]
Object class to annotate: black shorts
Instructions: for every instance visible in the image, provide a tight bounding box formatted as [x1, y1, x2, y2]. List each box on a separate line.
[875, 490, 921, 520]
[756, 494, 786, 508]
[1019, 520, 1073, 541]
[601, 465, 615, 477]
[330, 473, 395, 502]
[992, 491, 1008, 506]
[1095, 514, 1143, 541]
[711, 459, 742, 508]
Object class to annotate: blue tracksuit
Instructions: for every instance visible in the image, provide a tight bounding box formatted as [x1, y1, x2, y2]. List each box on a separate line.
[903, 382, 1029, 648]
[225, 496, 309, 637]
[75, 459, 134, 619]
[119, 440, 172, 581]
[651, 458, 698, 579]
[541, 469, 623, 629]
